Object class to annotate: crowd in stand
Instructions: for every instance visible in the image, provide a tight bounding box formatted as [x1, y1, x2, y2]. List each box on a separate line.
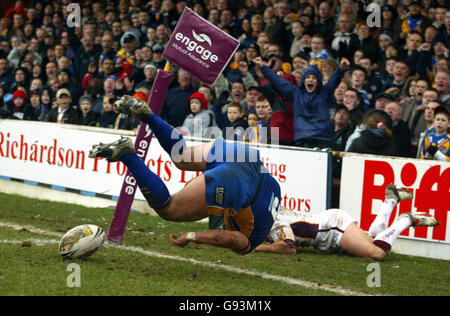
[0, 0, 449, 161]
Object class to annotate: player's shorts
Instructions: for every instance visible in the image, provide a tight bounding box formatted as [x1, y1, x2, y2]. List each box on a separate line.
[204, 138, 281, 254]
[313, 209, 356, 254]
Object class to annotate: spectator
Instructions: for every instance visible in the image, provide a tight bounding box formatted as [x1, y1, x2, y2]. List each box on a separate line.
[400, 0, 432, 39]
[10, 66, 30, 92]
[331, 14, 358, 60]
[135, 62, 157, 91]
[98, 32, 116, 68]
[347, 109, 398, 156]
[342, 88, 365, 128]
[246, 109, 262, 143]
[331, 104, 352, 152]
[245, 85, 261, 114]
[181, 91, 216, 138]
[4, 89, 27, 119]
[23, 88, 41, 121]
[215, 62, 258, 114]
[309, 33, 333, 68]
[93, 75, 118, 113]
[45, 88, 79, 124]
[0, 0, 444, 162]
[382, 60, 410, 97]
[161, 68, 197, 128]
[434, 71, 450, 106]
[314, 1, 335, 45]
[350, 65, 370, 110]
[0, 58, 14, 92]
[95, 94, 118, 128]
[374, 92, 395, 111]
[403, 87, 439, 145]
[223, 103, 248, 141]
[418, 105, 450, 161]
[270, 1, 292, 55]
[359, 56, 384, 102]
[321, 58, 338, 86]
[416, 100, 442, 157]
[333, 79, 350, 110]
[352, 21, 380, 65]
[385, 101, 413, 158]
[79, 95, 100, 126]
[118, 31, 139, 66]
[72, 35, 101, 83]
[255, 57, 349, 148]
[330, 104, 352, 197]
[289, 20, 305, 59]
[254, 96, 272, 128]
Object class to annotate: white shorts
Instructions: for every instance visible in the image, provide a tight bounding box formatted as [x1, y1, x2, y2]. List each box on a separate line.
[313, 209, 356, 254]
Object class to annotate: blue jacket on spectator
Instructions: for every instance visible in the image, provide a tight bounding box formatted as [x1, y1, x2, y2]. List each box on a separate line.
[261, 64, 344, 146]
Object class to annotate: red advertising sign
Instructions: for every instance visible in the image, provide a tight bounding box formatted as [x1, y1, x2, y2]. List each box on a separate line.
[360, 160, 449, 241]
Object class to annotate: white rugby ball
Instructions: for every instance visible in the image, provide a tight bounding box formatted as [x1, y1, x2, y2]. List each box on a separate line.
[59, 224, 105, 259]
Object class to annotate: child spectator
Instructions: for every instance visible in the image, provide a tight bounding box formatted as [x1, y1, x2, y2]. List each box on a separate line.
[254, 96, 272, 126]
[224, 103, 248, 141]
[350, 65, 370, 110]
[246, 109, 263, 143]
[255, 56, 350, 148]
[95, 94, 118, 128]
[79, 95, 100, 126]
[23, 88, 41, 120]
[8, 89, 27, 119]
[419, 105, 450, 161]
[181, 92, 216, 138]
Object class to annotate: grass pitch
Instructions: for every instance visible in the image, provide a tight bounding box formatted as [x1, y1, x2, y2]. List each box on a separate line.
[0, 192, 448, 296]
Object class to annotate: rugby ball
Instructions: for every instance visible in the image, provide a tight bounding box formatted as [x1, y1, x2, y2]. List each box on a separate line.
[59, 224, 105, 259]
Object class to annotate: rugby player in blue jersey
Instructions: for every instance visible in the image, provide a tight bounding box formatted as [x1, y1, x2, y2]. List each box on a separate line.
[89, 95, 281, 255]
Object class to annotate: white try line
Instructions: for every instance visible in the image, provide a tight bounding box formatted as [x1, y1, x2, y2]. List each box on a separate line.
[0, 221, 373, 296]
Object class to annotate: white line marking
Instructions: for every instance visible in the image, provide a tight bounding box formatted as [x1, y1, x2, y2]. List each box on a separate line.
[0, 222, 373, 296]
[0, 239, 59, 245]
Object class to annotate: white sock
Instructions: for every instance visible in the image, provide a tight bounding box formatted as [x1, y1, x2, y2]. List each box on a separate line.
[368, 199, 397, 238]
[373, 216, 412, 251]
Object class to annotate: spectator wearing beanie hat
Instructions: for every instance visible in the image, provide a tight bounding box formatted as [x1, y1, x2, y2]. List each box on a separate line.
[79, 95, 100, 126]
[4, 89, 28, 119]
[181, 91, 217, 138]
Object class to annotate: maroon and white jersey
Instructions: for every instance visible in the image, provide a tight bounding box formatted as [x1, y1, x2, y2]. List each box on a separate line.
[269, 207, 356, 253]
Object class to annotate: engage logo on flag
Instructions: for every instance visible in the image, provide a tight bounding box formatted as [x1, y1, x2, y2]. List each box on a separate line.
[163, 7, 240, 86]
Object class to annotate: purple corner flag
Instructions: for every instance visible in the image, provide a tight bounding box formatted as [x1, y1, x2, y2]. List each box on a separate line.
[163, 7, 240, 86]
[106, 69, 173, 245]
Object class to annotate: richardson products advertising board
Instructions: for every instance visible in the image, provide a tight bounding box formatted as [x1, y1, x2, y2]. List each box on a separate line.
[0, 120, 330, 215]
[163, 7, 240, 86]
[340, 155, 449, 260]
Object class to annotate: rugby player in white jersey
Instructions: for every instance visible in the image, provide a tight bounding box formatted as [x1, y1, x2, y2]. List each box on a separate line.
[254, 184, 439, 260]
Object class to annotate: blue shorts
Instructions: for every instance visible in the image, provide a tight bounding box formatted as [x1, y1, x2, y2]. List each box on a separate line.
[204, 138, 281, 254]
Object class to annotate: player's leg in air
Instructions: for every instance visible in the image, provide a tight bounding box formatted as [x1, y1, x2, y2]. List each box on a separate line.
[339, 184, 439, 260]
[88, 96, 251, 254]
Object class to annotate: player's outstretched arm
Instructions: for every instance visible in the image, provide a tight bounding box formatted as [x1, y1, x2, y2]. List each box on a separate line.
[170, 230, 250, 254]
[253, 241, 296, 254]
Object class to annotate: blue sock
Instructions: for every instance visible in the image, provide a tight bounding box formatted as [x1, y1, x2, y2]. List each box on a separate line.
[141, 114, 186, 156]
[121, 153, 171, 210]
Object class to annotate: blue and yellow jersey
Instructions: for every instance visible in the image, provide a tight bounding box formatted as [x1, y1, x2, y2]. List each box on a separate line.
[204, 138, 281, 254]
[116, 49, 137, 65]
[420, 132, 450, 161]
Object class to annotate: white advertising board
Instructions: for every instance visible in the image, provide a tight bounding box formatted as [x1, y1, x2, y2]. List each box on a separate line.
[340, 154, 450, 260]
[0, 120, 330, 213]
